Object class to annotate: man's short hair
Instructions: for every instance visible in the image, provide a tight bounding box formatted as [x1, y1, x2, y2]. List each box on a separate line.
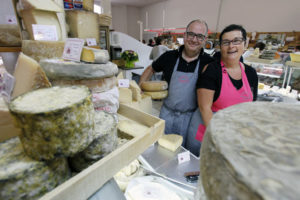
[186, 19, 208, 36]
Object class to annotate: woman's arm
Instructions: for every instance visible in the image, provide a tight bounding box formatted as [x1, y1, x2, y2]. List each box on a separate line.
[197, 88, 215, 127]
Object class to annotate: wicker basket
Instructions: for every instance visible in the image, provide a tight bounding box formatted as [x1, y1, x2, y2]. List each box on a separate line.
[99, 14, 112, 26]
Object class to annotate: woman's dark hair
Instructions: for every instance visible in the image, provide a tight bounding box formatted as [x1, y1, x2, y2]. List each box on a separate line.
[219, 24, 247, 43]
[254, 42, 266, 51]
[155, 37, 162, 45]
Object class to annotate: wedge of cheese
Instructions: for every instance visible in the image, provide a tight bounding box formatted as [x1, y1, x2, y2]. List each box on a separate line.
[141, 81, 168, 92]
[129, 80, 142, 101]
[22, 40, 65, 62]
[119, 88, 132, 103]
[118, 120, 150, 138]
[144, 90, 168, 100]
[66, 10, 99, 43]
[158, 134, 183, 152]
[12, 53, 51, 99]
[81, 47, 109, 63]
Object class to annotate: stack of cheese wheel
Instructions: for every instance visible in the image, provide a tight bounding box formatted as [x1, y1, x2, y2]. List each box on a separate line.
[141, 81, 168, 100]
[200, 102, 300, 200]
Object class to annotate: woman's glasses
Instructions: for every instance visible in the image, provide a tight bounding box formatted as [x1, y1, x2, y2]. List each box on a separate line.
[220, 38, 244, 46]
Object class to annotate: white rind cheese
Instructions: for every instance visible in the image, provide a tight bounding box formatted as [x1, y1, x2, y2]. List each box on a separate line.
[52, 76, 117, 93]
[144, 90, 168, 100]
[81, 47, 110, 64]
[69, 111, 117, 172]
[158, 134, 183, 152]
[22, 40, 65, 62]
[39, 59, 118, 80]
[141, 81, 168, 92]
[12, 53, 51, 99]
[200, 102, 300, 200]
[0, 137, 70, 200]
[9, 86, 95, 161]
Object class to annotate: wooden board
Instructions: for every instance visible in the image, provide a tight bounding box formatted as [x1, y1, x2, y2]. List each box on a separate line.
[40, 104, 165, 200]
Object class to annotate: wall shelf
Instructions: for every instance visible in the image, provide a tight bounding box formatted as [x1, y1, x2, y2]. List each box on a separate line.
[0, 47, 22, 52]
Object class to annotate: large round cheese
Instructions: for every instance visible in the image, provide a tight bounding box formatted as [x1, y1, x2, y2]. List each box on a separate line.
[69, 111, 117, 172]
[200, 102, 300, 200]
[0, 137, 70, 199]
[141, 81, 168, 92]
[39, 59, 118, 80]
[9, 86, 95, 161]
[144, 90, 168, 100]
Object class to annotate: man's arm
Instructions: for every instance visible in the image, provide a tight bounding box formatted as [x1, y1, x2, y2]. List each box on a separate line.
[139, 65, 155, 87]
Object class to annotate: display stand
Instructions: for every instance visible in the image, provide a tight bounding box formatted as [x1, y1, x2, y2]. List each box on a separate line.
[284, 61, 300, 88]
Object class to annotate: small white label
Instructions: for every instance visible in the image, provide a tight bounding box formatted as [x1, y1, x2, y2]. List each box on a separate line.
[62, 38, 85, 62]
[5, 15, 17, 24]
[32, 24, 58, 41]
[177, 151, 190, 164]
[86, 38, 97, 46]
[118, 79, 129, 88]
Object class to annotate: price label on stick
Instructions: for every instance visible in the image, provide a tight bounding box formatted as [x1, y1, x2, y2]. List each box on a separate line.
[62, 38, 85, 62]
[86, 38, 97, 46]
[178, 151, 190, 164]
[32, 25, 58, 41]
[118, 79, 129, 88]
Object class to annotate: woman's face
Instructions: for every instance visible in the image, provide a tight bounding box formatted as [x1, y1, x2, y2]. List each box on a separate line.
[220, 30, 245, 62]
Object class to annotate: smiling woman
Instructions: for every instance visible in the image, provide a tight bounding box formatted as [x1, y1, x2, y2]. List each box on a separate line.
[186, 24, 258, 156]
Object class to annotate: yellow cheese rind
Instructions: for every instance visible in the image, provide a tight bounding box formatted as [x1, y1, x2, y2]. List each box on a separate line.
[22, 40, 65, 62]
[12, 53, 51, 99]
[158, 134, 183, 152]
[141, 81, 168, 91]
[83, 0, 94, 11]
[81, 47, 109, 63]
[144, 90, 168, 100]
[119, 88, 132, 103]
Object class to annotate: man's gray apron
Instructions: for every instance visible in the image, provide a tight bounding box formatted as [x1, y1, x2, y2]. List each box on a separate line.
[159, 57, 200, 147]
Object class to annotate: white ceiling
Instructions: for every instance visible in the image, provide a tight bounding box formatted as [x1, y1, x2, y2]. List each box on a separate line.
[109, 0, 165, 7]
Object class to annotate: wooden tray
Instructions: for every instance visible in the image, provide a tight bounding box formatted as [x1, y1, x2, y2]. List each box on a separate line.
[40, 104, 165, 200]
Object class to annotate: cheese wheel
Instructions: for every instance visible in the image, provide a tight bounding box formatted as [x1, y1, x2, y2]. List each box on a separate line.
[39, 59, 118, 80]
[200, 102, 300, 200]
[144, 90, 168, 100]
[9, 86, 95, 161]
[51, 76, 117, 93]
[158, 134, 183, 152]
[141, 81, 168, 91]
[0, 137, 70, 200]
[81, 47, 109, 64]
[22, 40, 65, 62]
[69, 111, 117, 172]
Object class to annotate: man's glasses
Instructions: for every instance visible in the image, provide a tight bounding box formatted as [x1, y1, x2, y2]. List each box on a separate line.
[220, 38, 244, 46]
[186, 32, 206, 41]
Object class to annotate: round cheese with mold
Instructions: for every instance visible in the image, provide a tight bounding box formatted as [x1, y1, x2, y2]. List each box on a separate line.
[141, 81, 168, 92]
[200, 102, 300, 200]
[9, 86, 95, 161]
[0, 137, 70, 200]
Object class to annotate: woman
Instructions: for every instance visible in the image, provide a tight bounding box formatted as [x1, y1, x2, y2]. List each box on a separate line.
[186, 24, 258, 156]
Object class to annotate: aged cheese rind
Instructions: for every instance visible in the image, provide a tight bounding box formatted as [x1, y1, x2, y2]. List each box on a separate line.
[0, 137, 70, 200]
[200, 102, 300, 200]
[69, 111, 117, 172]
[81, 47, 109, 63]
[9, 86, 95, 161]
[141, 81, 168, 91]
[66, 10, 99, 43]
[52, 76, 117, 93]
[144, 90, 168, 100]
[12, 53, 51, 98]
[40, 59, 118, 80]
[22, 40, 65, 62]
[0, 24, 21, 47]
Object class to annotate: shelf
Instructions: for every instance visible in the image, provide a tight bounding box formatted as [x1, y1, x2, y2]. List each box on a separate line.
[0, 46, 22, 52]
[285, 61, 300, 68]
[257, 73, 281, 78]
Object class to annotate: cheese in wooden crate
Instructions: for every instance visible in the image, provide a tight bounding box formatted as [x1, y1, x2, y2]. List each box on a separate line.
[200, 102, 300, 200]
[119, 88, 133, 103]
[12, 53, 51, 99]
[9, 86, 95, 161]
[0, 137, 70, 200]
[22, 40, 65, 62]
[81, 47, 109, 64]
[39, 59, 118, 80]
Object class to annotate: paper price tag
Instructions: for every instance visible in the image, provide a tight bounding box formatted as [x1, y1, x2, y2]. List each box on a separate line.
[32, 25, 58, 41]
[177, 151, 190, 164]
[118, 79, 129, 88]
[86, 38, 97, 46]
[62, 38, 85, 62]
[5, 15, 17, 24]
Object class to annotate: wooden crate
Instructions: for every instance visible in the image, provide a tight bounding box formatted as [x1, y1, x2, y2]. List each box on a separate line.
[40, 104, 165, 200]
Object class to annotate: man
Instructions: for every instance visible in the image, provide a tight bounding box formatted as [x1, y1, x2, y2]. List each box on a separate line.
[139, 20, 214, 147]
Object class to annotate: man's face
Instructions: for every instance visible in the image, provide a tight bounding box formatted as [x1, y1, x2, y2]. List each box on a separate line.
[184, 22, 207, 54]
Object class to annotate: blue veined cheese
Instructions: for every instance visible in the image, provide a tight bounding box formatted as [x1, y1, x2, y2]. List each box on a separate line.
[39, 59, 118, 80]
[0, 137, 70, 200]
[69, 110, 118, 172]
[200, 102, 300, 200]
[9, 86, 95, 161]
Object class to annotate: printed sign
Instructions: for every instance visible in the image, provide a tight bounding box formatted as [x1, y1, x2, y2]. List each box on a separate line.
[118, 79, 129, 88]
[86, 38, 97, 46]
[32, 25, 58, 41]
[62, 38, 85, 62]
